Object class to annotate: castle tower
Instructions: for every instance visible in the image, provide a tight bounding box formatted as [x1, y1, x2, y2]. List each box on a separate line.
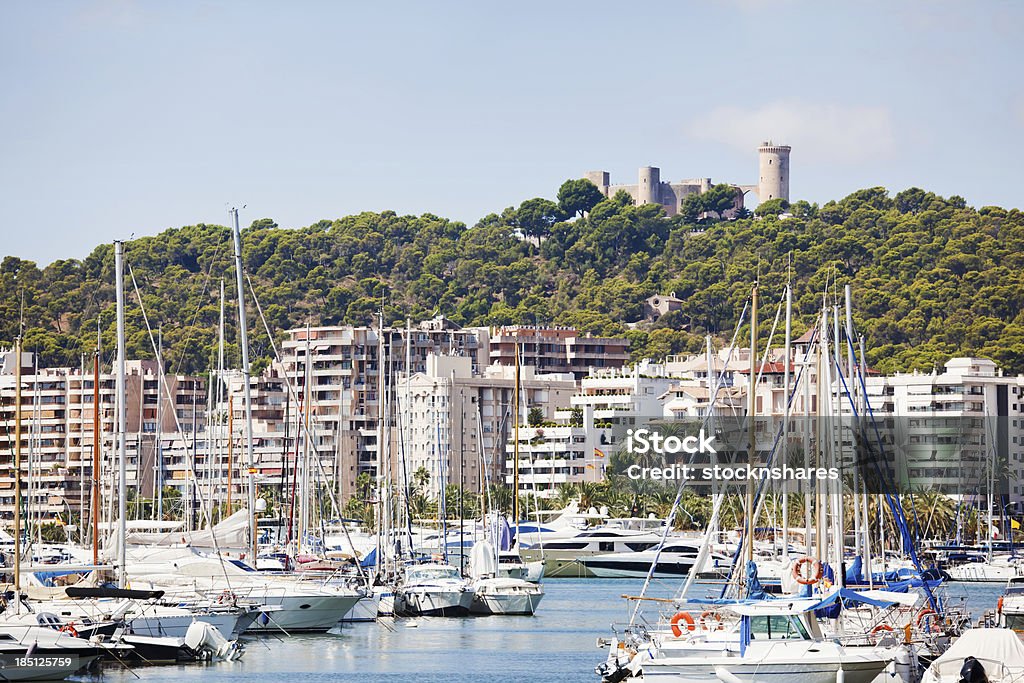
[758, 141, 791, 203]
[584, 171, 611, 197]
[638, 166, 660, 205]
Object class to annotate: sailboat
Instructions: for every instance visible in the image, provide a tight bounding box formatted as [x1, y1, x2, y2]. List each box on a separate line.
[0, 336, 120, 681]
[604, 592, 895, 683]
[594, 283, 950, 683]
[468, 539, 543, 615]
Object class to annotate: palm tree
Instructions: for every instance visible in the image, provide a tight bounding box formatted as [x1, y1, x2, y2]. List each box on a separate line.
[575, 481, 610, 511]
[487, 483, 513, 516]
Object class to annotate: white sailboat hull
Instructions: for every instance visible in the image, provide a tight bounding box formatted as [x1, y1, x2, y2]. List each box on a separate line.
[947, 560, 1024, 582]
[0, 655, 100, 682]
[244, 592, 361, 632]
[342, 593, 382, 622]
[469, 591, 543, 615]
[643, 657, 887, 683]
[523, 560, 545, 582]
[377, 590, 396, 617]
[126, 613, 239, 639]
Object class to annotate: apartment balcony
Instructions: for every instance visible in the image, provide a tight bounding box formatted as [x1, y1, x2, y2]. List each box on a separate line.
[521, 473, 570, 485]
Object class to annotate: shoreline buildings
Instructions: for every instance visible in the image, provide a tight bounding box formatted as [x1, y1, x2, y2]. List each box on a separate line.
[0, 319, 631, 529]
[5, 306, 1024, 532]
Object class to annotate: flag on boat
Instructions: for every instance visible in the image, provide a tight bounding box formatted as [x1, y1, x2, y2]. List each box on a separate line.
[1013, 518, 1021, 530]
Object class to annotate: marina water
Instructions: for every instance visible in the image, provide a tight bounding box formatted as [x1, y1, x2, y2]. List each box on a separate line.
[94, 579, 1004, 682]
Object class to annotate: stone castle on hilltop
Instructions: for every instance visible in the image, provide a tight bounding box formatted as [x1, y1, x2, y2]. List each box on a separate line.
[584, 141, 790, 217]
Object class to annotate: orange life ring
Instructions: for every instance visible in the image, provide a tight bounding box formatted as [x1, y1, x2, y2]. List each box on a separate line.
[699, 610, 724, 631]
[871, 624, 894, 634]
[670, 611, 696, 637]
[59, 623, 79, 638]
[793, 557, 823, 585]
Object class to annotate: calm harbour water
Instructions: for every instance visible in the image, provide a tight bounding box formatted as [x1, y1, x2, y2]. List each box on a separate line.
[87, 579, 1004, 683]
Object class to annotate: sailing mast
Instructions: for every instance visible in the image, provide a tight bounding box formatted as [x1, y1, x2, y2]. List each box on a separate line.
[92, 339, 101, 565]
[230, 207, 258, 561]
[782, 282, 792, 560]
[78, 354, 86, 543]
[831, 304, 845, 586]
[374, 305, 387, 579]
[513, 343, 520, 537]
[13, 334, 23, 593]
[216, 279, 226, 516]
[227, 395, 234, 512]
[156, 326, 164, 520]
[744, 283, 758, 570]
[299, 323, 311, 547]
[27, 353, 36, 549]
[403, 318, 414, 555]
[114, 240, 128, 588]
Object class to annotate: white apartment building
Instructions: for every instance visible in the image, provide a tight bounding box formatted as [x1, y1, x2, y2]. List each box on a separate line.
[277, 317, 489, 502]
[506, 363, 676, 498]
[864, 357, 1024, 501]
[400, 355, 576, 500]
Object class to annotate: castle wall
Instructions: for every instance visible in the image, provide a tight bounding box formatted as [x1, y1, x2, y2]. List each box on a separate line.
[583, 143, 788, 215]
[603, 179, 707, 217]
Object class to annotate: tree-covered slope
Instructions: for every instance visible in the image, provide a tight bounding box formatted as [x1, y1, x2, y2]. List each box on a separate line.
[1, 185, 1022, 376]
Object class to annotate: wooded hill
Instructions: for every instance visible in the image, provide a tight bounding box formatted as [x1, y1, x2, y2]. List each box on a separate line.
[2, 183, 1023, 377]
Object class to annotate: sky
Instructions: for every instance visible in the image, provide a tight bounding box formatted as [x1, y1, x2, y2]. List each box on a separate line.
[2, 0, 1023, 266]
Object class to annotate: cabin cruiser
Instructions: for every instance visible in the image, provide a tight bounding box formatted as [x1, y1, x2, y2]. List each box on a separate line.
[996, 576, 1024, 630]
[578, 538, 731, 579]
[116, 619, 243, 664]
[945, 554, 1024, 582]
[497, 550, 544, 583]
[123, 547, 364, 632]
[394, 563, 474, 617]
[0, 623, 113, 679]
[0, 639, 99, 680]
[510, 501, 613, 548]
[1, 589, 246, 664]
[521, 527, 673, 578]
[320, 518, 377, 559]
[15, 585, 260, 640]
[599, 591, 898, 683]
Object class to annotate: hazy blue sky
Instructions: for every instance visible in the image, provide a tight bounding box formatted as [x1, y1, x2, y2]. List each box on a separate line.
[3, 1, 1022, 266]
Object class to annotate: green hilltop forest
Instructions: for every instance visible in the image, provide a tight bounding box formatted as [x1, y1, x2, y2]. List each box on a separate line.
[1, 182, 1023, 377]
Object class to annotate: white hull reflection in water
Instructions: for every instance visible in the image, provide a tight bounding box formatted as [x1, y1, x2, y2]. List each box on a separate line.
[93, 580, 1005, 683]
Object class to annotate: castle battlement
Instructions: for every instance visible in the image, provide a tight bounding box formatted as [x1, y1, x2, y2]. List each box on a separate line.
[585, 142, 790, 216]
